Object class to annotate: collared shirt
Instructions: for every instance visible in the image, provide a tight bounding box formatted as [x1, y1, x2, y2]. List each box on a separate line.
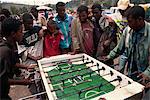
[129, 27, 145, 73]
[54, 14, 73, 49]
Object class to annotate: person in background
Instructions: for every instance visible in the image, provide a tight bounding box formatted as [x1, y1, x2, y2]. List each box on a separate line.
[0, 14, 6, 36]
[110, 0, 131, 41]
[0, 8, 11, 18]
[54, 2, 73, 54]
[43, 19, 62, 57]
[0, 18, 32, 99]
[91, 3, 109, 57]
[20, 13, 43, 66]
[30, 6, 47, 27]
[96, 23, 118, 66]
[71, 5, 94, 56]
[0, 8, 11, 37]
[19, 13, 45, 99]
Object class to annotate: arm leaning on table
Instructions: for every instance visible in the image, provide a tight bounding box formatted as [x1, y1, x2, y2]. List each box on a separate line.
[107, 27, 128, 59]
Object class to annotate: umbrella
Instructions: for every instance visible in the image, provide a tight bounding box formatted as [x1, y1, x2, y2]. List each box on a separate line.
[37, 6, 52, 10]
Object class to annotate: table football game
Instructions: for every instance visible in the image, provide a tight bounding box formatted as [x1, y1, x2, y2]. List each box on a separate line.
[37, 53, 144, 100]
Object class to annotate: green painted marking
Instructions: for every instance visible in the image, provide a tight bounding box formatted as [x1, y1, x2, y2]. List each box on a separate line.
[47, 63, 115, 100]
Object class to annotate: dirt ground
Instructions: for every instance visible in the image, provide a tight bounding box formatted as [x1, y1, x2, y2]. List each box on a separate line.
[9, 85, 33, 100]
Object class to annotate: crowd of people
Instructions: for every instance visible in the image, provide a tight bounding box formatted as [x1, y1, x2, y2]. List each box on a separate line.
[0, 0, 150, 99]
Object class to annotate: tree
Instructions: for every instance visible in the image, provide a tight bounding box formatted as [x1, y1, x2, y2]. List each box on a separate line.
[10, 6, 19, 15]
[19, 6, 28, 14]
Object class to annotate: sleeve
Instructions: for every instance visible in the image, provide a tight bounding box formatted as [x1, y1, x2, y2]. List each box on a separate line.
[143, 46, 150, 77]
[107, 27, 127, 59]
[0, 49, 13, 78]
[143, 66, 150, 77]
[0, 57, 7, 78]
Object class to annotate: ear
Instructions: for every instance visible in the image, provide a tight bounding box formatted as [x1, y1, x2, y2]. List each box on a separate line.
[138, 17, 143, 21]
[11, 31, 16, 38]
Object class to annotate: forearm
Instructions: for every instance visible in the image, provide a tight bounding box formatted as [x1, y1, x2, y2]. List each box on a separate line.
[9, 79, 30, 85]
[107, 45, 120, 59]
[15, 63, 28, 69]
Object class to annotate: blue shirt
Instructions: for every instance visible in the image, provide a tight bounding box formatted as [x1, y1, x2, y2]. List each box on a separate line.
[55, 14, 73, 49]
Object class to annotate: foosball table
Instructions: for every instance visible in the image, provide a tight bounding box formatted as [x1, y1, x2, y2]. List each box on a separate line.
[37, 53, 144, 100]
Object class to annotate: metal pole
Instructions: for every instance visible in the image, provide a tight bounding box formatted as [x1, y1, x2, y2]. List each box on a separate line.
[18, 91, 47, 100]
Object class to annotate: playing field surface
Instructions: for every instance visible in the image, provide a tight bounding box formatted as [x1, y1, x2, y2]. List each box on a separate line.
[48, 63, 115, 100]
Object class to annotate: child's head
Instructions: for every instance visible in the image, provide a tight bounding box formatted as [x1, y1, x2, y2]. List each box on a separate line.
[47, 19, 58, 34]
[91, 4, 102, 20]
[77, 5, 89, 23]
[56, 2, 66, 19]
[1, 17, 23, 43]
[22, 13, 33, 30]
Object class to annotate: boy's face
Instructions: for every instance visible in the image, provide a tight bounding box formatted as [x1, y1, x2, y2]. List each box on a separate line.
[13, 24, 23, 43]
[57, 6, 66, 19]
[79, 11, 88, 23]
[127, 15, 142, 31]
[24, 19, 33, 30]
[92, 8, 101, 20]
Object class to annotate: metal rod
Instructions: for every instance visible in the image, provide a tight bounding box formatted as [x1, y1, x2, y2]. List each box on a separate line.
[18, 91, 46, 100]
[41, 56, 84, 66]
[49, 64, 96, 78]
[49, 67, 105, 85]
[51, 79, 92, 92]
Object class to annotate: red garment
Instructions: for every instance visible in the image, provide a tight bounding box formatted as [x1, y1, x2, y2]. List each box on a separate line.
[81, 22, 94, 56]
[43, 31, 61, 57]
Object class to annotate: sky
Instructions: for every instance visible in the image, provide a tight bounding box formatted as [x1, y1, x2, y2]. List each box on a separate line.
[0, 0, 72, 5]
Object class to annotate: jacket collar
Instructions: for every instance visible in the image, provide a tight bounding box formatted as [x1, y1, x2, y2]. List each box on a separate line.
[56, 13, 69, 23]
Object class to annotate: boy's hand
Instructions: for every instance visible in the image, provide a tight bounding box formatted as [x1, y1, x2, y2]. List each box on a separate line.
[21, 79, 33, 85]
[138, 73, 150, 86]
[98, 56, 110, 62]
[27, 64, 37, 69]
[68, 49, 80, 55]
[145, 82, 150, 88]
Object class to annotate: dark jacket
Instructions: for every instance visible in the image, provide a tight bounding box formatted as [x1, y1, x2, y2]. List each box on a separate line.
[0, 38, 15, 99]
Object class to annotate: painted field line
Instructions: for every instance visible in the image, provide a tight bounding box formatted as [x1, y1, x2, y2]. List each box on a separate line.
[84, 90, 106, 99]
[52, 79, 72, 87]
[83, 73, 97, 80]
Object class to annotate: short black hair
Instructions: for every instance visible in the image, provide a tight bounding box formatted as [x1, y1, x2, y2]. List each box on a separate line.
[22, 13, 33, 23]
[56, 2, 66, 10]
[0, 14, 6, 22]
[125, 6, 145, 19]
[77, 5, 88, 13]
[48, 19, 56, 25]
[0, 9, 11, 18]
[91, 3, 102, 11]
[47, 19, 59, 30]
[1, 17, 22, 37]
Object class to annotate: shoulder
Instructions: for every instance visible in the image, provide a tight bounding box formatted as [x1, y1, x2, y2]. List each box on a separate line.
[68, 14, 73, 19]
[0, 40, 12, 59]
